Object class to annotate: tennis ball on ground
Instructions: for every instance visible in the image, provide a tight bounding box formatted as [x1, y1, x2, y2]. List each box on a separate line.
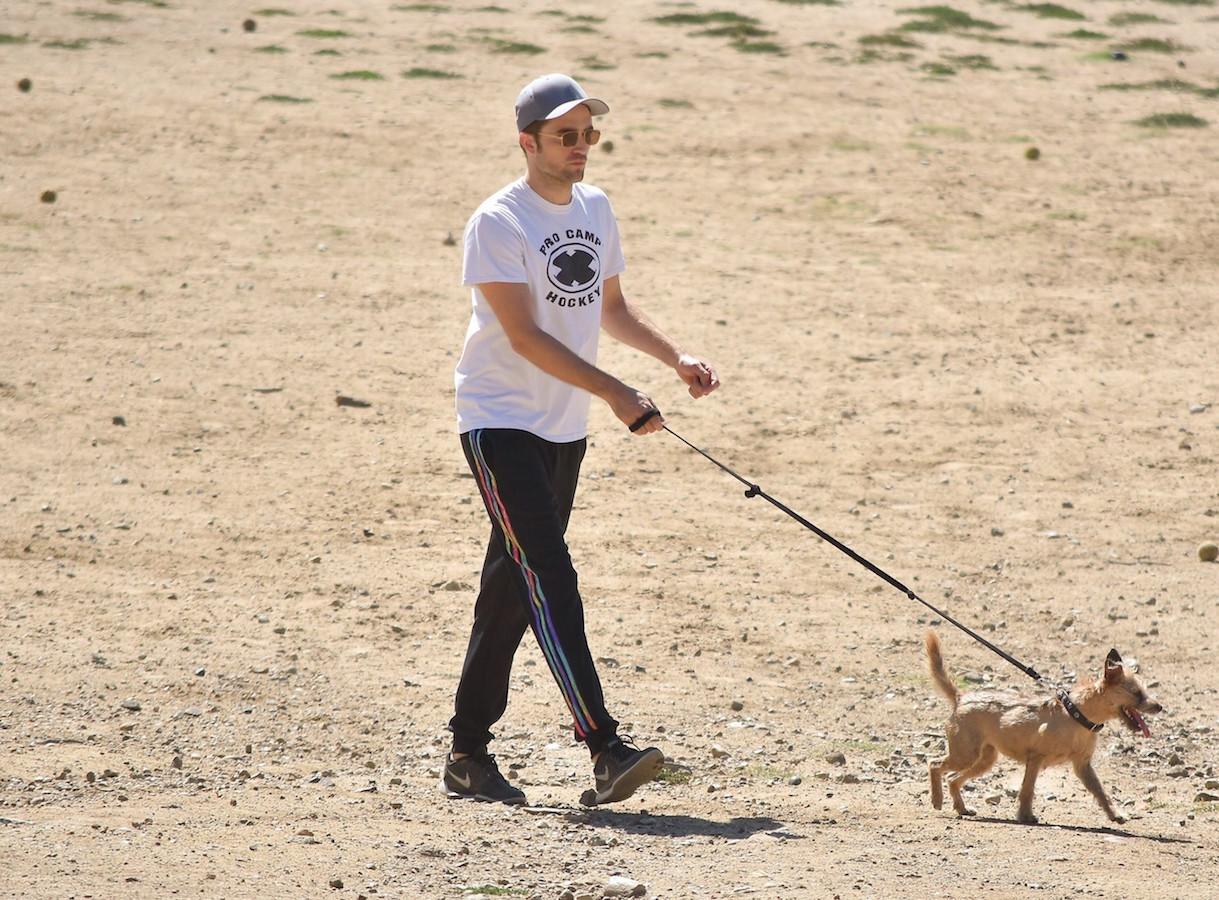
[1199, 542, 1218, 562]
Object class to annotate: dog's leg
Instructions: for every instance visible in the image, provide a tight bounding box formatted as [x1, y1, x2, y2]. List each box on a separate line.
[1073, 759, 1125, 824]
[1017, 755, 1043, 824]
[931, 729, 978, 811]
[947, 744, 997, 817]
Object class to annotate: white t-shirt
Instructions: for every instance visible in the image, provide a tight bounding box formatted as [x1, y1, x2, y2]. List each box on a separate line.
[455, 177, 626, 443]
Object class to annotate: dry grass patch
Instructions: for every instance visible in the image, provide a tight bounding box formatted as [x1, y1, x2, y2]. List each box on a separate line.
[1134, 112, 1207, 127]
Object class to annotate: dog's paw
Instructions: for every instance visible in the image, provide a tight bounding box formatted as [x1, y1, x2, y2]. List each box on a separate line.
[954, 806, 976, 818]
[1017, 812, 1039, 825]
[1109, 813, 1127, 825]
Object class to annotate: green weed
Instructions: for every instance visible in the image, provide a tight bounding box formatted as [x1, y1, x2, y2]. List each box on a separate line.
[946, 53, 998, 69]
[403, 67, 461, 78]
[1134, 111, 1206, 127]
[860, 32, 923, 48]
[0, 33, 30, 44]
[485, 37, 545, 54]
[584, 56, 615, 70]
[255, 44, 288, 53]
[74, 10, 126, 21]
[898, 6, 1004, 32]
[922, 61, 956, 75]
[734, 39, 785, 54]
[659, 97, 694, 108]
[1114, 37, 1190, 53]
[1063, 29, 1108, 39]
[392, 3, 449, 10]
[1019, 3, 1085, 19]
[331, 69, 383, 80]
[426, 42, 455, 51]
[655, 764, 693, 784]
[259, 94, 312, 103]
[297, 28, 351, 38]
[560, 24, 598, 33]
[253, 8, 297, 15]
[653, 12, 758, 26]
[637, 50, 669, 57]
[313, 48, 341, 56]
[106, 0, 168, 6]
[1100, 78, 1199, 93]
[695, 23, 774, 38]
[43, 38, 95, 49]
[1108, 13, 1169, 25]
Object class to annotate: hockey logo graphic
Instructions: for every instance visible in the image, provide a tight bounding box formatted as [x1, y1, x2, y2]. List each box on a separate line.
[546, 243, 600, 293]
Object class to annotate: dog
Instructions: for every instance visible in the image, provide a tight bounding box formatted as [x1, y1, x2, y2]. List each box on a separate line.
[925, 630, 1161, 825]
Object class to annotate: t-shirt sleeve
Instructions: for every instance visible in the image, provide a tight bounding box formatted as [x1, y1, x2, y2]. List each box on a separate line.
[600, 197, 627, 280]
[462, 211, 527, 286]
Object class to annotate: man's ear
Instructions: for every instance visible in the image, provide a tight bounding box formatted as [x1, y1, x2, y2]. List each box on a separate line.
[1104, 648, 1123, 683]
[519, 133, 536, 156]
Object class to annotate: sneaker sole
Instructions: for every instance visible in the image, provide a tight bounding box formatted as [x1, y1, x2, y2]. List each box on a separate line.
[438, 777, 527, 806]
[593, 748, 665, 805]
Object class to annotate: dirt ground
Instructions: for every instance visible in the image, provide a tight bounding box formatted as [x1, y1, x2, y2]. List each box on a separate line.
[3, 1, 1218, 897]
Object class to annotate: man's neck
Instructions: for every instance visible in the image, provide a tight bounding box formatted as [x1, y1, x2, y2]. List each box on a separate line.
[525, 169, 574, 206]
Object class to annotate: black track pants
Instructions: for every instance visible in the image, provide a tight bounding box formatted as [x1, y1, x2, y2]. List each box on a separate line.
[449, 428, 619, 756]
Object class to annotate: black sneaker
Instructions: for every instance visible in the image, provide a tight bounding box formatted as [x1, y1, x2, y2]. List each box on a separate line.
[440, 753, 526, 805]
[585, 736, 664, 806]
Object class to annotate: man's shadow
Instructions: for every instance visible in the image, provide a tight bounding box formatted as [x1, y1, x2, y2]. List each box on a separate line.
[567, 810, 810, 841]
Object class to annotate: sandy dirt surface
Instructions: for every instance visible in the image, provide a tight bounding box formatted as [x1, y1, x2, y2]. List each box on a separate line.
[3, 1, 1219, 897]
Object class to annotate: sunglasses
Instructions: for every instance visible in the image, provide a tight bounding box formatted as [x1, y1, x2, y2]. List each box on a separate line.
[539, 127, 601, 148]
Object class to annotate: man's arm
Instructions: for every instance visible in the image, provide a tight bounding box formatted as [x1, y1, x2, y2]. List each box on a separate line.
[600, 275, 720, 399]
[477, 281, 664, 434]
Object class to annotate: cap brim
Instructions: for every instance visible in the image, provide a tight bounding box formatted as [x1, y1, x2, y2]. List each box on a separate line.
[543, 97, 610, 121]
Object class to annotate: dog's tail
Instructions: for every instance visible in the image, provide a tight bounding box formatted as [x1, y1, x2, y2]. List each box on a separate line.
[925, 630, 959, 711]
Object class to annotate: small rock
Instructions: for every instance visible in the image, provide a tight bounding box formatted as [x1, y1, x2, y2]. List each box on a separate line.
[603, 875, 646, 897]
[710, 744, 730, 759]
[1188, 403, 1208, 414]
[839, 773, 860, 784]
[112, 415, 127, 426]
[41, 190, 57, 204]
[194, 667, 206, 677]
[730, 700, 744, 712]
[1195, 792, 1219, 802]
[825, 751, 847, 766]
[328, 878, 343, 889]
[1111, 51, 1127, 61]
[335, 394, 371, 409]
[1198, 542, 1218, 563]
[120, 699, 142, 712]
[171, 756, 182, 769]
[1025, 147, 1040, 161]
[443, 232, 457, 246]
[788, 775, 802, 786]
[242, 18, 257, 32]
[985, 792, 1003, 806]
[17, 78, 32, 93]
[990, 526, 1005, 537]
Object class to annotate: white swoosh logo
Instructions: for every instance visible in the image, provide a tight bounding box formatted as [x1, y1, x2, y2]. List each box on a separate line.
[450, 770, 472, 789]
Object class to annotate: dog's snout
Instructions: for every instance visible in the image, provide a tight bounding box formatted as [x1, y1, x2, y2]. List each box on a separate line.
[1145, 701, 1163, 714]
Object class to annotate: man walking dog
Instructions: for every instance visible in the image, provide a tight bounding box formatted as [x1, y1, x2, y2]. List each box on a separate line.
[444, 74, 720, 806]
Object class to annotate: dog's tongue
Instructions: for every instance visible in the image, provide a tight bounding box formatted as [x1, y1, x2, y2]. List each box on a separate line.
[1127, 707, 1150, 737]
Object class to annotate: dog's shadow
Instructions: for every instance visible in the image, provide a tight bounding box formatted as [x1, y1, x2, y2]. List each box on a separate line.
[969, 815, 1192, 844]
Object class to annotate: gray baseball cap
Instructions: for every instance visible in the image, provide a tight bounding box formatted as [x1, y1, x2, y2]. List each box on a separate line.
[514, 73, 609, 133]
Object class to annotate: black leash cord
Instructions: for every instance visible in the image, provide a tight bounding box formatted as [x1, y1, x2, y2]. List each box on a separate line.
[662, 425, 1045, 686]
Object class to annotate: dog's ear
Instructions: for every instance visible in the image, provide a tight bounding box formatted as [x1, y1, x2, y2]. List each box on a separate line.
[1104, 648, 1123, 683]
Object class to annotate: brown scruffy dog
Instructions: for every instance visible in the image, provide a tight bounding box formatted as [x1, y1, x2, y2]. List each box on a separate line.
[925, 630, 1161, 825]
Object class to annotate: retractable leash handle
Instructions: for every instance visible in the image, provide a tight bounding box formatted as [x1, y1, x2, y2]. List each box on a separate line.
[662, 424, 1047, 687]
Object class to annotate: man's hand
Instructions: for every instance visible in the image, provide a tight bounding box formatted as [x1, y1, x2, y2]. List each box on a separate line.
[676, 354, 720, 399]
[605, 382, 664, 436]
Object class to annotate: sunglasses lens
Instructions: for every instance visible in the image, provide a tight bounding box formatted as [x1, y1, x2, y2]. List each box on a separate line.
[586, 129, 601, 146]
[561, 131, 578, 148]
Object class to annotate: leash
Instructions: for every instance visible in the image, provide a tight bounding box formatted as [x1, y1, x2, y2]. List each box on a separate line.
[658, 420, 1103, 732]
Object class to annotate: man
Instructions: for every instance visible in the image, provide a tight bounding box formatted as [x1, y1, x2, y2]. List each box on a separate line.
[443, 73, 720, 807]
